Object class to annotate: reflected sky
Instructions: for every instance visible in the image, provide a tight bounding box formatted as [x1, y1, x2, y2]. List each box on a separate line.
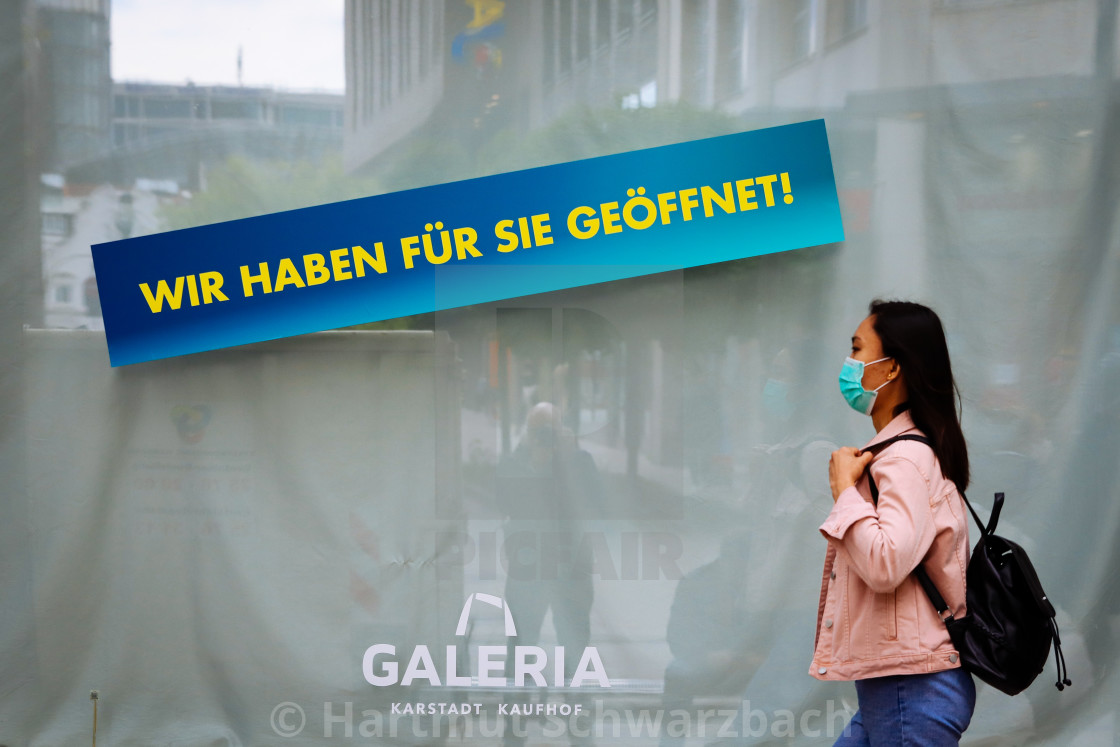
[112, 0, 344, 91]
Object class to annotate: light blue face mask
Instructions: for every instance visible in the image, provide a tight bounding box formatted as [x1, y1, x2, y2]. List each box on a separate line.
[838, 356, 893, 415]
[762, 378, 794, 422]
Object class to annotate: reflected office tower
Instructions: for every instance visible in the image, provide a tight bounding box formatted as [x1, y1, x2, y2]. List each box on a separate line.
[35, 0, 112, 172]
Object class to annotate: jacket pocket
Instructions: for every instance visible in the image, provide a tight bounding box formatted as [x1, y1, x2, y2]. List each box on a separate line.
[872, 588, 898, 641]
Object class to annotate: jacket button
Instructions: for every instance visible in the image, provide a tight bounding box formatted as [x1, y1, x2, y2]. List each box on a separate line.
[818, 667, 828, 675]
[830, 571, 836, 580]
[824, 619, 834, 629]
[949, 653, 959, 664]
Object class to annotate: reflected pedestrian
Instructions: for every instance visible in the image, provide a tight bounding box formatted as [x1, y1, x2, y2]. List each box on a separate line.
[496, 402, 602, 746]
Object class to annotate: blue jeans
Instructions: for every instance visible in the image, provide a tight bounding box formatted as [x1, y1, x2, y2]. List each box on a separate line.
[834, 668, 976, 746]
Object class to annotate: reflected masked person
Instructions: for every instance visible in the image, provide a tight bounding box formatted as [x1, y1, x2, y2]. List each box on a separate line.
[716, 344, 837, 721]
[495, 402, 602, 746]
[751, 342, 838, 518]
[658, 343, 836, 747]
[744, 342, 837, 644]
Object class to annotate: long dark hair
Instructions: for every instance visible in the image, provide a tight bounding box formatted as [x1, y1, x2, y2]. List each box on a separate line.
[869, 300, 970, 492]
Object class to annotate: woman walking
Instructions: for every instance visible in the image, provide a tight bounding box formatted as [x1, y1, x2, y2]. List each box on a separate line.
[810, 300, 975, 745]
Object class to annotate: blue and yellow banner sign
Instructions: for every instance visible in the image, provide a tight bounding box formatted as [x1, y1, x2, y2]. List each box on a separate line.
[92, 119, 844, 366]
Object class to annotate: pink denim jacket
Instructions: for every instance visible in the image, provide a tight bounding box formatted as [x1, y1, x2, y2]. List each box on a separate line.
[809, 411, 971, 681]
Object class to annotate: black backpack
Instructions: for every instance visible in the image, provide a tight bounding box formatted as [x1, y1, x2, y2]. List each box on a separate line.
[866, 434, 1071, 696]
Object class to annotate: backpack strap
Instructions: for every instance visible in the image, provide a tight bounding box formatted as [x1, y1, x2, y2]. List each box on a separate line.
[864, 434, 957, 623]
[864, 433, 986, 535]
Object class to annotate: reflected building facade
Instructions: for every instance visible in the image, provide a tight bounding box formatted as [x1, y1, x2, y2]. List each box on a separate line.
[343, 0, 1118, 485]
[343, 0, 671, 172]
[71, 82, 344, 187]
[737, 0, 1114, 447]
[345, 0, 445, 169]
